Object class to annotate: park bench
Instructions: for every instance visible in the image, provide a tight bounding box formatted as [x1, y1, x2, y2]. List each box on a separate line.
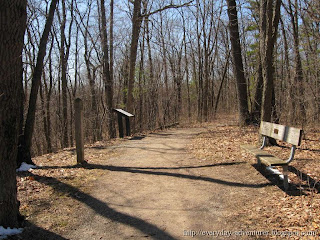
[241, 121, 303, 190]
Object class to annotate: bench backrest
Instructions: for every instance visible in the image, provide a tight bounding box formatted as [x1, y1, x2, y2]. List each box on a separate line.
[260, 121, 303, 146]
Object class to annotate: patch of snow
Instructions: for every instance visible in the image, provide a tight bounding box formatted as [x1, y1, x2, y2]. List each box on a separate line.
[16, 162, 37, 172]
[266, 166, 291, 182]
[0, 226, 23, 239]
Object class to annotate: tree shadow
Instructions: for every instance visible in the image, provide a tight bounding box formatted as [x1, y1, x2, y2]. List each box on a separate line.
[37, 162, 267, 188]
[37, 162, 245, 171]
[82, 163, 270, 188]
[124, 161, 246, 170]
[19, 162, 273, 238]
[149, 133, 174, 137]
[13, 221, 68, 240]
[300, 147, 320, 153]
[89, 145, 108, 150]
[27, 173, 176, 240]
[129, 135, 146, 140]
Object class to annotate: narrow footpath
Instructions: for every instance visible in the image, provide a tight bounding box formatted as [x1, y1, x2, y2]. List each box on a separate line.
[63, 127, 269, 240]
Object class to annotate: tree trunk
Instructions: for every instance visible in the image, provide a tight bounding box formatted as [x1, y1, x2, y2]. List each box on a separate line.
[138, 40, 145, 131]
[159, 11, 170, 126]
[60, 0, 69, 148]
[127, 0, 142, 114]
[252, 56, 263, 121]
[45, 38, 54, 153]
[260, 0, 281, 122]
[287, 0, 306, 123]
[144, 10, 157, 129]
[226, 0, 250, 125]
[214, 51, 231, 116]
[18, 0, 58, 165]
[100, 0, 116, 139]
[0, 0, 27, 228]
[182, 15, 191, 120]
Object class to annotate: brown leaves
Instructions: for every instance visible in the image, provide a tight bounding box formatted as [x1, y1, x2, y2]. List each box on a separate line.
[188, 118, 320, 237]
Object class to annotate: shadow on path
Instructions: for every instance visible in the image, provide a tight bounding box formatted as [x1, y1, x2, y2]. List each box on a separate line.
[129, 162, 246, 170]
[16, 221, 68, 240]
[83, 163, 270, 189]
[38, 162, 269, 189]
[28, 173, 176, 240]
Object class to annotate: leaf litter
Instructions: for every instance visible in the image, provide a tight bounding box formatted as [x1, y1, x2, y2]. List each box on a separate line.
[188, 115, 320, 239]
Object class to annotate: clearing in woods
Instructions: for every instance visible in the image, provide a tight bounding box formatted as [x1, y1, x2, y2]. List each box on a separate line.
[15, 117, 320, 239]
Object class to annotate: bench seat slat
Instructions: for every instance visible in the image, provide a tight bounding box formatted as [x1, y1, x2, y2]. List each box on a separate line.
[241, 145, 287, 166]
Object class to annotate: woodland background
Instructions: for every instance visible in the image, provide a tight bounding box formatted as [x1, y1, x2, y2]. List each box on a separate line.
[21, 0, 319, 157]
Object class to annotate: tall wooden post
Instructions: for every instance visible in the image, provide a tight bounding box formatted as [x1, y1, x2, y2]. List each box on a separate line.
[75, 98, 85, 164]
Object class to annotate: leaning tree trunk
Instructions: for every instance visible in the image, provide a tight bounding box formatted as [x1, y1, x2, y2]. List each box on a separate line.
[18, 0, 58, 165]
[226, 0, 250, 126]
[0, 0, 27, 228]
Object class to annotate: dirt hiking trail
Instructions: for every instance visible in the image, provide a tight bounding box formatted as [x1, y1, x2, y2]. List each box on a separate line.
[60, 127, 270, 240]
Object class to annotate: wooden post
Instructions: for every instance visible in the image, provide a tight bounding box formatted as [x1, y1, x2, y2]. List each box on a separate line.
[75, 98, 85, 164]
[117, 113, 124, 138]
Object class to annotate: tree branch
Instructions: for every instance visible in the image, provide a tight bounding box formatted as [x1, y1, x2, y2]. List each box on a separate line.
[142, 1, 194, 17]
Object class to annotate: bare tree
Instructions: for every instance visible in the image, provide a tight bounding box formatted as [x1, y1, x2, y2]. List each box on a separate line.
[226, 0, 250, 125]
[18, 0, 59, 165]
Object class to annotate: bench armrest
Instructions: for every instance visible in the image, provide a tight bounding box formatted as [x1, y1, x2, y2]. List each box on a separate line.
[286, 145, 296, 164]
[260, 136, 296, 164]
[260, 136, 267, 150]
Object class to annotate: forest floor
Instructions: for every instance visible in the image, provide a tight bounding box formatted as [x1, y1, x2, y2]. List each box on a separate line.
[11, 115, 320, 239]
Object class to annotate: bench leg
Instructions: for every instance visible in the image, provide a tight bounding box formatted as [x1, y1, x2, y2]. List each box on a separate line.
[282, 165, 289, 191]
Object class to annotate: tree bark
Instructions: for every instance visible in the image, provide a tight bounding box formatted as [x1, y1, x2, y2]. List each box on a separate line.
[45, 38, 54, 153]
[159, 11, 170, 126]
[226, 0, 250, 125]
[0, 0, 27, 228]
[60, 0, 69, 148]
[100, 0, 116, 139]
[252, 56, 263, 121]
[260, 0, 281, 122]
[127, 0, 143, 114]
